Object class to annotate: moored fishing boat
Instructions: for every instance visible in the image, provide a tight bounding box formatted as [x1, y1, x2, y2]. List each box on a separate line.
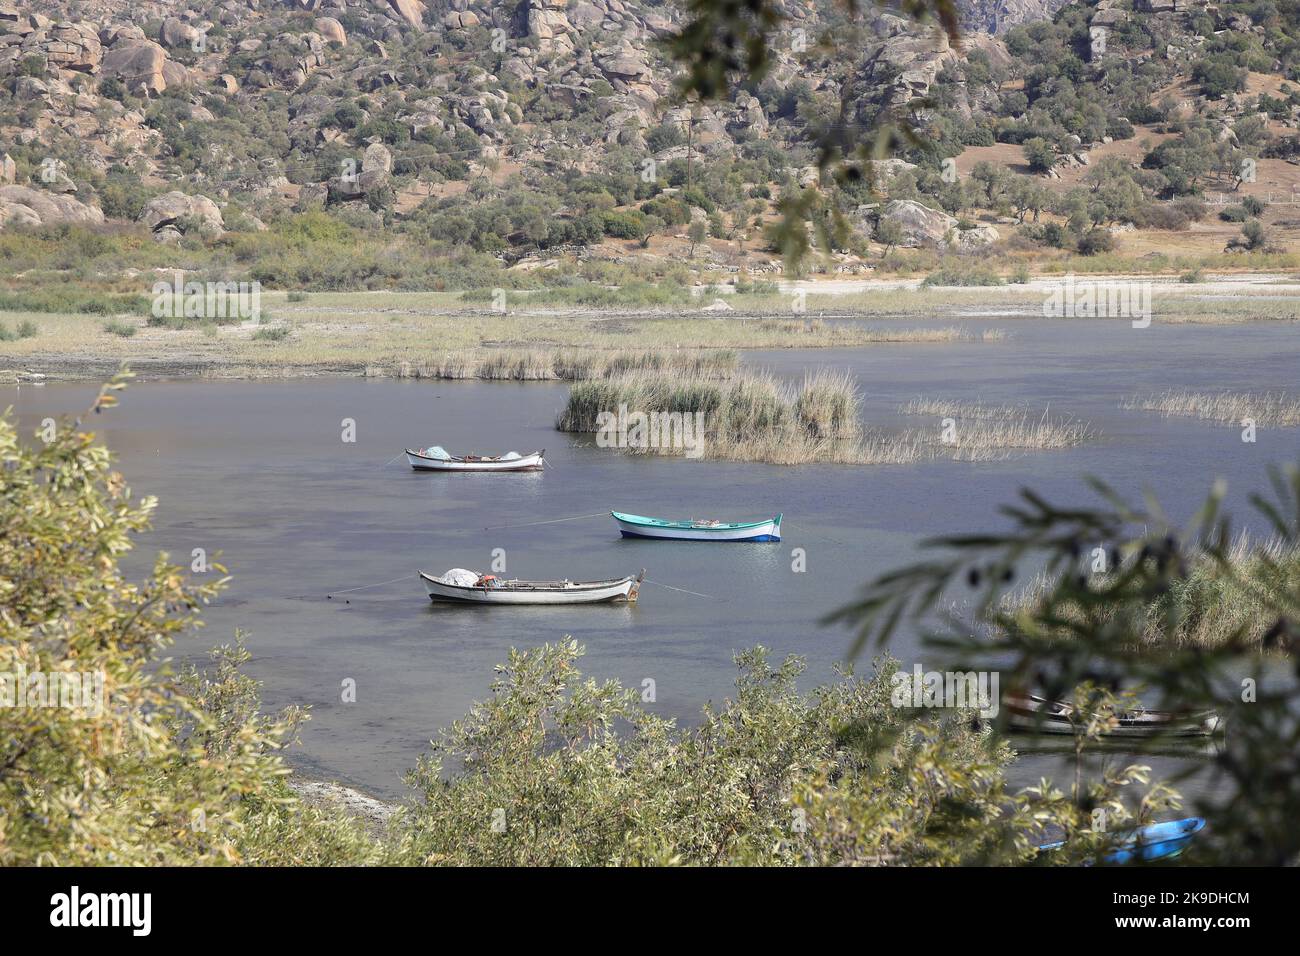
[1006, 693, 1222, 738]
[420, 568, 645, 604]
[405, 446, 545, 472]
[611, 511, 782, 542]
[1037, 817, 1206, 864]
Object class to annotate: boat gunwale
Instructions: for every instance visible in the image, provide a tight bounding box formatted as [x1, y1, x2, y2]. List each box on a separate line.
[405, 448, 545, 465]
[611, 510, 782, 531]
[418, 570, 637, 592]
[1006, 693, 1219, 728]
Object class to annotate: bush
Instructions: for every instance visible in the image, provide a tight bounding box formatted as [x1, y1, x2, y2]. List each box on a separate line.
[0, 379, 340, 865]
[102, 319, 138, 337]
[0, 320, 38, 341]
[1077, 227, 1116, 256]
[0, 289, 150, 316]
[1023, 137, 1058, 173]
[1140, 203, 1191, 231]
[601, 209, 648, 239]
[921, 264, 1005, 287]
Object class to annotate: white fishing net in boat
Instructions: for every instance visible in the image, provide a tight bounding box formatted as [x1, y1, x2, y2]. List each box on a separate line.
[424, 446, 451, 460]
[438, 568, 479, 587]
[501, 451, 522, 460]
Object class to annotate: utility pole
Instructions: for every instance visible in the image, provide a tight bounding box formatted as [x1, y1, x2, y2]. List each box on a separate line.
[685, 101, 695, 192]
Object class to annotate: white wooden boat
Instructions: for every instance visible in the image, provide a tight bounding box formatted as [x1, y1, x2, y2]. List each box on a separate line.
[1006, 694, 1222, 738]
[405, 446, 544, 472]
[420, 568, 644, 604]
[611, 511, 782, 542]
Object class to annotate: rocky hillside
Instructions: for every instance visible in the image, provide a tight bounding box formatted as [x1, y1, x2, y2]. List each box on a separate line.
[1, 0, 1298, 275]
[959, 0, 1070, 34]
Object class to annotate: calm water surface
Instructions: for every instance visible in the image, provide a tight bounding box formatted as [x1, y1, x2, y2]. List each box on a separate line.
[10, 318, 1298, 800]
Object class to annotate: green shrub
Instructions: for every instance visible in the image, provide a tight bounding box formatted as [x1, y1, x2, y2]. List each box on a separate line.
[102, 319, 138, 337]
[601, 209, 648, 239]
[921, 264, 1005, 287]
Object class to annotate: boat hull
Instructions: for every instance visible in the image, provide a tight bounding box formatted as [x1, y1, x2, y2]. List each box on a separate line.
[420, 570, 642, 604]
[1038, 817, 1205, 864]
[1006, 695, 1221, 738]
[612, 512, 781, 542]
[406, 449, 544, 472]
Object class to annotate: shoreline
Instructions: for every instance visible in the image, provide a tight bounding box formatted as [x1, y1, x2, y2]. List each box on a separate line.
[3, 272, 1298, 385]
[287, 779, 399, 834]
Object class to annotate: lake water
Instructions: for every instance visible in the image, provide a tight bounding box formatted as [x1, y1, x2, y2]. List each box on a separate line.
[8, 317, 1298, 801]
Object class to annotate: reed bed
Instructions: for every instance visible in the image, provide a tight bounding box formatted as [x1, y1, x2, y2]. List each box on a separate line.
[901, 397, 1096, 460]
[557, 368, 876, 464]
[1122, 389, 1300, 427]
[558, 378, 1097, 465]
[388, 348, 740, 382]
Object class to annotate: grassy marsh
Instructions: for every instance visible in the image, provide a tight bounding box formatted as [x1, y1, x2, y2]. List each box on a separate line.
[1122, 390, 1300, 427]
[0, 289, 1003, 381]
[901, 398, 1097, 460]
[557, 375, 1099, 466]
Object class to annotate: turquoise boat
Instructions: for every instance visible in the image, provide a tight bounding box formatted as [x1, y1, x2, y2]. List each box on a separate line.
[1037, 816, 1205, 864]
[611, 511, 782, 542]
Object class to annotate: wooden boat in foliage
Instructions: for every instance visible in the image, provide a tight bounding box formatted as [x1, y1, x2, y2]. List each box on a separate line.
[420, 568, 644, 605]
[1037, 817, 1206, 864]
[405, 446, 545, 472]
[611, 511, 782, 542]
[1005, 693, 1222, 738]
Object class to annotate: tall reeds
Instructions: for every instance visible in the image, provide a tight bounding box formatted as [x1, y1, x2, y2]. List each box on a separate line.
[1122, 390, 1300, 427]
[901, 397, 1095, 460]
[558, 384, 1098, 466]
[392, 348, 739, 382]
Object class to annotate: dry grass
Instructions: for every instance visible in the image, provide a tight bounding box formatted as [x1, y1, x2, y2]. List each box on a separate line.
[0, 290, 1008, 381]
[386, 348, 741, 382]
[556, 375, 1096, 466]
[557, 367, 873, 465]
[901, 398, 1096, 459]
[1122, 389, 1300, 427]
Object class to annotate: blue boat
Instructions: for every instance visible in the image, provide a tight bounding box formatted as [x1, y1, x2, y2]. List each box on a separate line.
[611, 511, 782, 542]
[1037, 816, 1205, 864]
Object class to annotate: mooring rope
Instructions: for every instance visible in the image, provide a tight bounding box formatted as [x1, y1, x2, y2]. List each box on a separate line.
[481, 512, 607, 531]
[380, 452, 405, 468]
[326, 573, 414, 597]
[645, 579, 714, 599]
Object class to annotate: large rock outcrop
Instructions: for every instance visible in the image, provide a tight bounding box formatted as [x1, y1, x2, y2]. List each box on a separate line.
[101, 40, 168, 95]
[867, 199, 998, 251]
[383, 0, 425, 29]
[959, 0, 1071, 35]
[0, 185, 104, 228]
[138, 191, 224, 239]
[314, 17, 347, 45]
